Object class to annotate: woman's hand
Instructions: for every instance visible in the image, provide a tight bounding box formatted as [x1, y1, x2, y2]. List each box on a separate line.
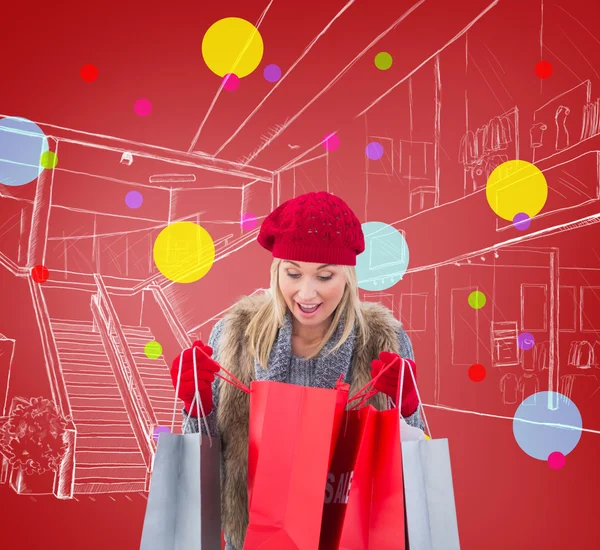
[170, 340, 220, 417]
[371, 351, 419, 417]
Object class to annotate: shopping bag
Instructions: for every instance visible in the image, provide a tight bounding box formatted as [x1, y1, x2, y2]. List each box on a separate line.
[140, 348, 222, 550]
[244, 381, 349, 550]
[369, 409, 405, 550]
[396, 357, 461, 550]
[320, 405, 378, 550]
[402, 439, 460, 550]
[320, 356, 408, 550]
[140, 432, 221, 549]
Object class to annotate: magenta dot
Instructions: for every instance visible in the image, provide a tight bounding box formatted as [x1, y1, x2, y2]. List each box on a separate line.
[223, 73, 240, 91]
[263, 64, 282, 83]
[548, 451, 566, 470]
[153, 426, 171, 442]
[366, 142, 384, 160]
[322, 133, 340, 151]
[134, 98, 152, 117]
[241, 213, 258, 231]
[125, 190, 143, 209]
[518, 332, 535, 351]
[513, 212, 531, 231]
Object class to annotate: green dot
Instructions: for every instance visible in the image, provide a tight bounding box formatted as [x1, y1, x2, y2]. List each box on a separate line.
[468, 291, 487, 309]
[144, 341, 162, 359]
[374, 52, 393, 70]
[40, 151, 58, 169]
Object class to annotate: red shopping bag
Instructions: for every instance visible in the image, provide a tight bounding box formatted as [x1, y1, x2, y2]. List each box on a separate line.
[320, 406, 378, 550]
[319, 407, 405, 550]
[369, 409, 405, 549]
[244, 381, 349, 550]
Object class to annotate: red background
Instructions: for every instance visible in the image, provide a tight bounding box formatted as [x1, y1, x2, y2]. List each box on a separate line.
[1, 0, 599, 548]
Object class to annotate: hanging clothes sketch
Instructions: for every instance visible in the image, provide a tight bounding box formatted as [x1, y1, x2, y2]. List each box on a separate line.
[487, 116, 510, 151]
[568, 341, 594, 369]
[500, 116, 513, 144]
[501, 373, 520, 405]
[519, 373, 540, 404]
[530, 122, 547, 148]
[555, 105, 571, 151]
[458, 130, 478, 166]
[594, 341, 600, 369]
[534, 341, 549, 371]
[486, 154, 509, 179]
[476, 126, 489, 157]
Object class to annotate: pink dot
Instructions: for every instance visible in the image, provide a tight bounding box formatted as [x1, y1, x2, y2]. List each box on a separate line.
[241, 212, 258, 230]
[134, 98, 152, 117]
[223, 74, 240, 92]
[548, 451, 566, 470]
[322, 133, 340, 151]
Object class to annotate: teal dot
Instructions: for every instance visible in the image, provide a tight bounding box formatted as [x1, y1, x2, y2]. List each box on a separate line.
[356, 222, 409, 291]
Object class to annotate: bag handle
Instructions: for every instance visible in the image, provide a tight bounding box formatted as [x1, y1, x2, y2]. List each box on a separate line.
[347, 355, 400, 410]
[171, 347, 212, 442]
[169, 343, 252, 434]
[397, 356, 432, 438]
[194, 345, 251, 394]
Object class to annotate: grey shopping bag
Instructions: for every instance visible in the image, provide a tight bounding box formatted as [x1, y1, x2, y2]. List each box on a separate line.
[402, 438, 460, 550]
[140, 348, 222, 549]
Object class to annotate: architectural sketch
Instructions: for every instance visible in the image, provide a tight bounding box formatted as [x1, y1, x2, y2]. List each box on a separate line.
[1, 0, 600, 503]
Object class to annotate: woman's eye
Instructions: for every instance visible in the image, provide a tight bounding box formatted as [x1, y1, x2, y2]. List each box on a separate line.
[318, 276, 333, 281]
[287, 273, 301, 279]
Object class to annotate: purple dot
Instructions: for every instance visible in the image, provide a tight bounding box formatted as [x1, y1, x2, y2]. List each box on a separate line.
[134, 98, 152, 117]
[125, 190, 143, 209]
[223, 73, 240, 91]
[322, 133, 340, 151]
[366, 142, 384, 160]
[263, 64, 282, 83]
[241, 212, 258, 231]
[153, 426, 171, 442]
[513, 212, 531, 230]
[548, 451, 566, 470]
[518, 332, 535, 351]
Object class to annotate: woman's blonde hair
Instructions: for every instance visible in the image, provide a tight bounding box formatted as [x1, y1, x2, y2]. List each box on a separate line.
[246, 258, 368, 368]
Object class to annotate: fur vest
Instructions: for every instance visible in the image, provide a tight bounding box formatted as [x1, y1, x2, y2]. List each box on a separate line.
[215, 294, 402, 548]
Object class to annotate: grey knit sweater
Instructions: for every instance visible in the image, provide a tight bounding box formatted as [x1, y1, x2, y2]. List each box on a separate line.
[183, 312, 424, 550]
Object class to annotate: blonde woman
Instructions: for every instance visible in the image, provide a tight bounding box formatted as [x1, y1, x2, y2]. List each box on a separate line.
[170, 191, 423, 550]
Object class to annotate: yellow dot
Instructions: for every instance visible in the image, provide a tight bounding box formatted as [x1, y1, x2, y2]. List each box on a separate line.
[202, 17, 264, 78]
[144, 341, 162, 359]
[153, 222, 215, 283]
[485, 160, 548, 221]
[425, 434, 431, 440]
[468, 290, 486, 310]
[40, 151, 58, 169]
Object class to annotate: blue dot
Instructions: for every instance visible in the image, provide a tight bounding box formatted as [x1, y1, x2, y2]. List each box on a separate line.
[366, 142, 384, 160]
[0, 116, 49, 187]
[356, 222, 409, 291]
[513, 391, 582, 460]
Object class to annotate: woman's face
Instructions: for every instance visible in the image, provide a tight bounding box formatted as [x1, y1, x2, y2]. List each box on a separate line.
[278, 260, 346, 329]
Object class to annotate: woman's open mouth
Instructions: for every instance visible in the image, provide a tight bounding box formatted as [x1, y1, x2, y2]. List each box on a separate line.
[296, 302, 323, 316]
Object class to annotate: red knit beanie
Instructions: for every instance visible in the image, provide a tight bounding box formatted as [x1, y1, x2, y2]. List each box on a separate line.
[257, 192, 365, 266]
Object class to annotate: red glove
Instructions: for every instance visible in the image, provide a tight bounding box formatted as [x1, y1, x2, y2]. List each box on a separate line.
[371, 351, 419, 417]
[170, 340, 220, 417]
